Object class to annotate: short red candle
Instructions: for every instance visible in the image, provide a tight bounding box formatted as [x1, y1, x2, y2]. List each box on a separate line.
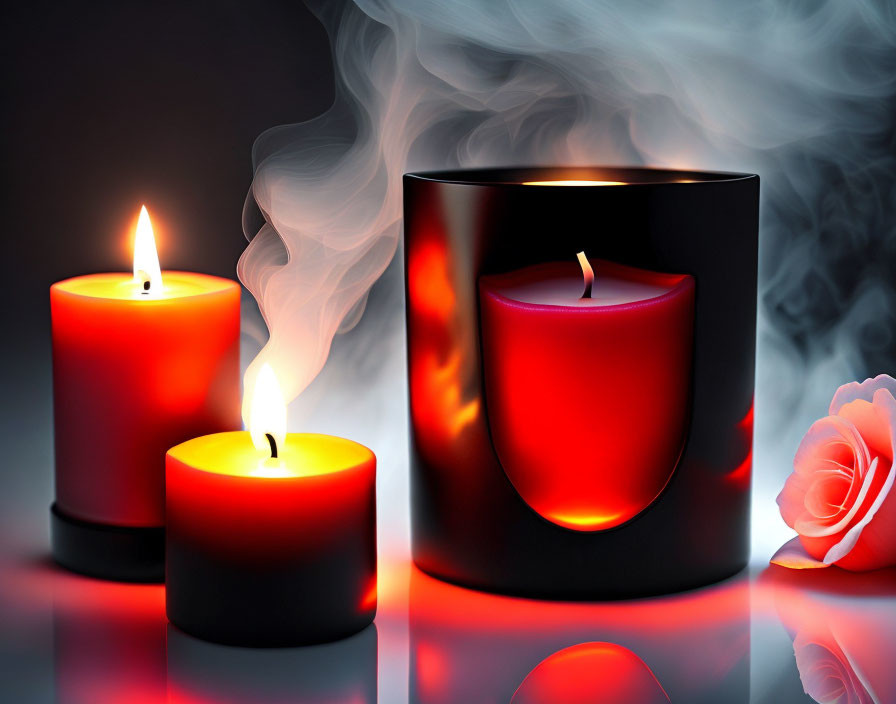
[479, 257, 695, 531]
[165, 431, 377, 647]
[50, 207, 240, 581]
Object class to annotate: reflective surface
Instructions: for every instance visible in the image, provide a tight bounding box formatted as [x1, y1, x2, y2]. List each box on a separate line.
[2, 548, 895, 703]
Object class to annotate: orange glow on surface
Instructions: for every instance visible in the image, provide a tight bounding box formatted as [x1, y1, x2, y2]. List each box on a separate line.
[548, 510, 625, 530]
[727, 399, 754, 487]
[522, 180, 626, 186]
[415, 640, 451, 696]
[412, 351, 480, 445]
[726, 450, 753, 488]
[408, 239, 456, 321]
[133, 205, 163, 293]
[361, 578, 378, 610]
[168, 432, 374, 480]
[406, 563, 749, 633]
[511, 642, 670, 704]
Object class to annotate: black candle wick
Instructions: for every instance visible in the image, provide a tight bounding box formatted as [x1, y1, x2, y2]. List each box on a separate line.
[143, 280, 151, 292]
[265, 433, 278, 459]
[581, 277, 593, 299]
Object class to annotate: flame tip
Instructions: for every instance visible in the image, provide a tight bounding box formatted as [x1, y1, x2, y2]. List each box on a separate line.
[133, 205, 162, 293]
[249, 363, 287, 456]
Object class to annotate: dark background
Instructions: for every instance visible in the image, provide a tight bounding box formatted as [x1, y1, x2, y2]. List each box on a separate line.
[1, 0, 335, 535]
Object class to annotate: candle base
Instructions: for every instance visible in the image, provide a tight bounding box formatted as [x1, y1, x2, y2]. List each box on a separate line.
[50, 503, 164, 583]
[166, 541, 376, 647]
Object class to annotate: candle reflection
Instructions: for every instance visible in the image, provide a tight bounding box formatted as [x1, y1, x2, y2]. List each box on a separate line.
[52, 570, 167, 704]
[511, 642, 670, 704]
[166, 624, 378, 704]
[408, 566, 749, 703]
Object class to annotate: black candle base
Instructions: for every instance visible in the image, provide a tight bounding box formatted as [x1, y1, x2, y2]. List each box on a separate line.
[50, 503, 164, 583]
[166, 543, 376, 648]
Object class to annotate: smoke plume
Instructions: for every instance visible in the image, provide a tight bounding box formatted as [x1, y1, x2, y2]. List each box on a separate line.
[240, 0, 896, 557]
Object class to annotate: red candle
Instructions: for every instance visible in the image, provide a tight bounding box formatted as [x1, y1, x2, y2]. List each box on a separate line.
[479, 255, 694, 531]
[165, 365, 377, 647]
[50, 206, 240, 581]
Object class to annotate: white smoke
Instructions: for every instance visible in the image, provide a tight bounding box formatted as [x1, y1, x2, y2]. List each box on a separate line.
[240, 0, 896, 558]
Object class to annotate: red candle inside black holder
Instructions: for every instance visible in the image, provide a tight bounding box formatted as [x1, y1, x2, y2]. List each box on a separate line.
[165, 366, 377, 647]
[479, 257, 695, 532]
[404, 167, 758, 598]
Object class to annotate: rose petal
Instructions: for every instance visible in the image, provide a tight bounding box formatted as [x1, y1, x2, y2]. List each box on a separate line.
[779, 416, 870, 533]
[826, 388, 896, 571]
[838, 399, 892, 462]
[793, 637, 875, 704]
[770, 537, 831, 570]
[830, 374, 896, 416]
[824, 458, 894, 565]
[795, 453, 877, 539]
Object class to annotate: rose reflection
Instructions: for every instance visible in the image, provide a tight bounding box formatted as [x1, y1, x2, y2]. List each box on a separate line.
[409, 566, 749, 704]
[763, 566, 896, 704]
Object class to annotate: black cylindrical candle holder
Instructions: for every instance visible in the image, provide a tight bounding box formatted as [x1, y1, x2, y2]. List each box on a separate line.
[404, 167, 758, 598]
[165, 432, 377, 647]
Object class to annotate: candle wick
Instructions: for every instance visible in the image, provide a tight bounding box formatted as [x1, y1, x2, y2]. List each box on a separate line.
[576, 251, 594, 299]
[265, 433, 278, 459]
[143, 280, 151, 293]
[581, 278, 593, 299]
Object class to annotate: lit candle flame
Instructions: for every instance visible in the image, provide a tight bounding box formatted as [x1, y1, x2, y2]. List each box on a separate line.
[133, 205, 162, 293]
[577, 251, 594, 299]
[249, 363, 287, 458]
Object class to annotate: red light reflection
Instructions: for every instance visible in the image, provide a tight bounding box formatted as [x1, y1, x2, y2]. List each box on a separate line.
[408, 565, 749, 703]
[51, 569, 167, 704]
[726, 399, 754, 488]
[511, 641, 670, 704]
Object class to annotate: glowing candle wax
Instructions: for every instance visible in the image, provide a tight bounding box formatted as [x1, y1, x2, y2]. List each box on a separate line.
[165, 365, 377, 647]
[479, 254, 695, 531]
[50, 206, 240, 582]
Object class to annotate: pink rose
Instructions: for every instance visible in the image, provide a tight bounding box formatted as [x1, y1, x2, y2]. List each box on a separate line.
[773, 374, 896, 571]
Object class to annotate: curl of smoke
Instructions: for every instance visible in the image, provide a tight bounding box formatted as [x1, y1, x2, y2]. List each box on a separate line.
[241, 0, 896, 530]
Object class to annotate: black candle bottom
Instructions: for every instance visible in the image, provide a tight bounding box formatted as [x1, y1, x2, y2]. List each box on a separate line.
[167, 542, 376, 647]
[50, 503, 164, 582]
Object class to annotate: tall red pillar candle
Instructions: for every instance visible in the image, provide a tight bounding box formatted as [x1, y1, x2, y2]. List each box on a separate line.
[165, 365, 377, 647]
[50, 206, 240, 581]
[479, 255, 695, 532]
